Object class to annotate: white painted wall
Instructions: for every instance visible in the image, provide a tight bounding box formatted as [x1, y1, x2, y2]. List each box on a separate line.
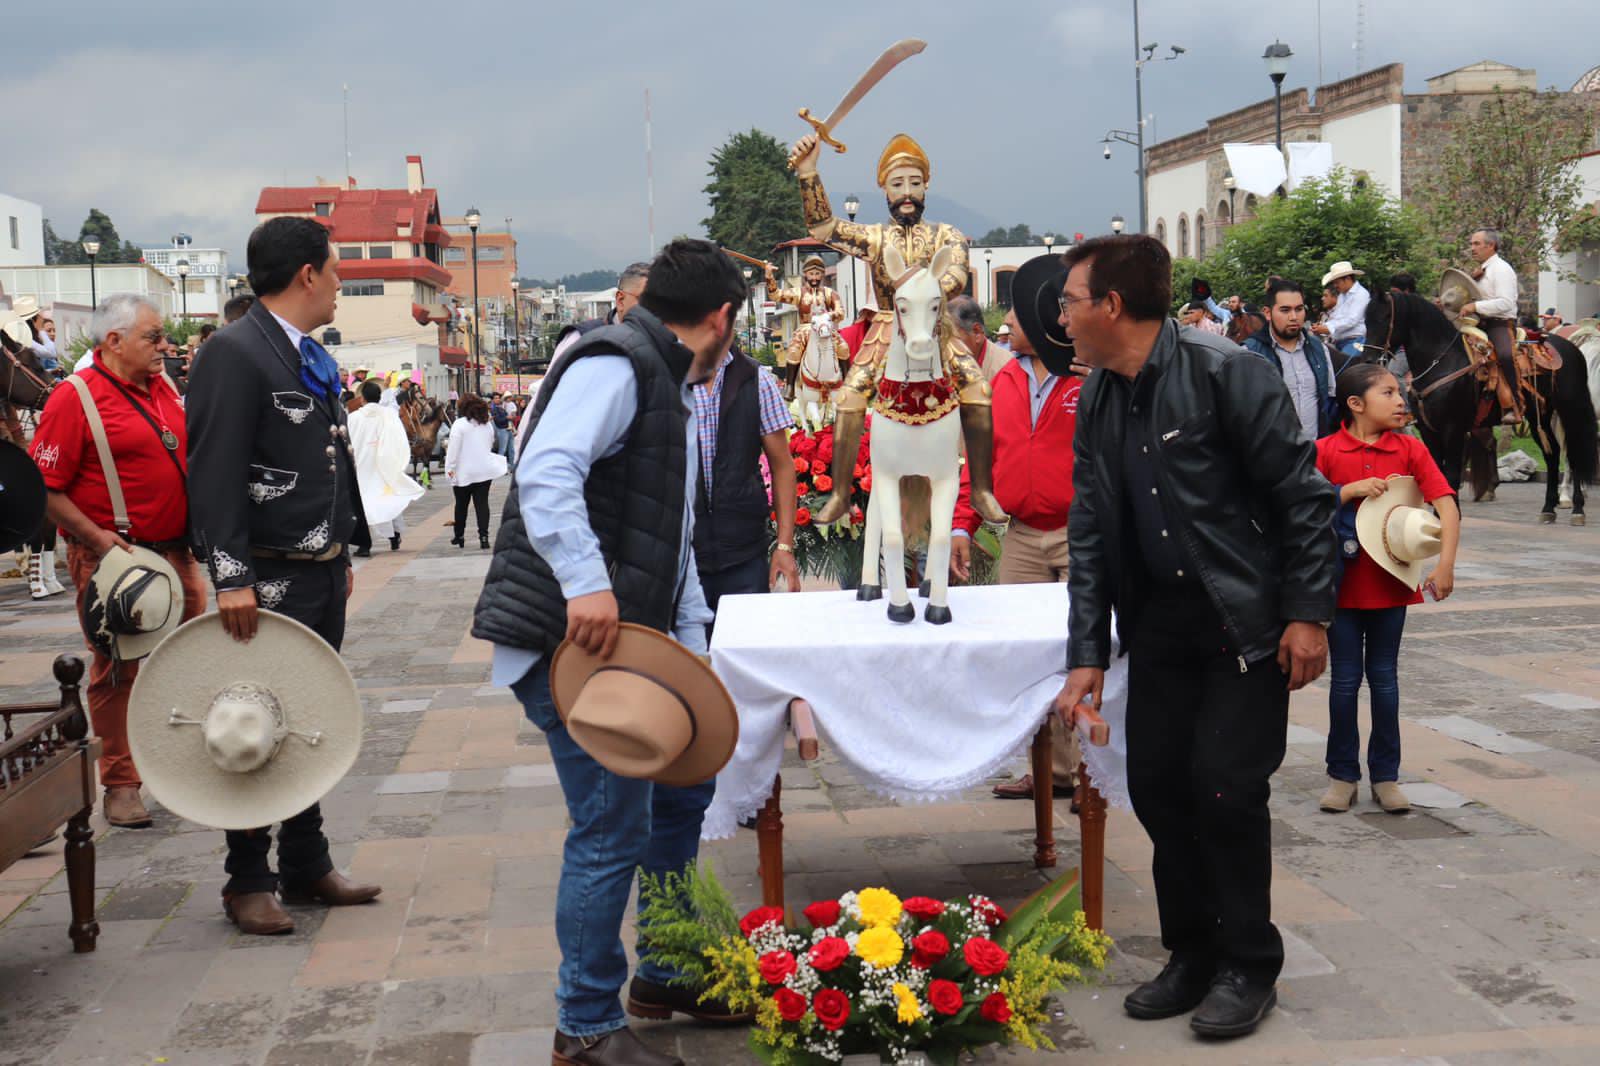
[0, 264, 176, 317]
[1146, 159, 1208, 256]
[1539, 153, 1600, 323]
[1321, 103, 1403, 198]
[0, 192, 45, 267]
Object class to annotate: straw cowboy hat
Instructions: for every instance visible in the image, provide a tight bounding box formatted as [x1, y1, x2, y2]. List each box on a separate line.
[79, 545, 186, 662]
[127, 613, 362, 829]
[1355, 476, 1442, 589]
[0, 440, 46, 553]
[1321, 261, 1366, 287]
[10, 296, 41, 321]
[550, 623, 738, 787]
[1437, 268, 1483, 321]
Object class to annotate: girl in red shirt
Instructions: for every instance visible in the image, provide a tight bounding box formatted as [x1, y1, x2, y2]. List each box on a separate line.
[1314, 363, 1459, 815]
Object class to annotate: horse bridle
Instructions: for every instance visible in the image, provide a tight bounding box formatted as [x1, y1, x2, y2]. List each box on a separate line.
[1, 345, 57, 408]
[1365, 294, 1478, 434]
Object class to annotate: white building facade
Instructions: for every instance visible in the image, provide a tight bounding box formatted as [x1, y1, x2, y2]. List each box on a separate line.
[1539, 147, 1600, 323]
[0, 263, 177, 321]
[141, 236, 230, 320]
[0, 192, 45, 268]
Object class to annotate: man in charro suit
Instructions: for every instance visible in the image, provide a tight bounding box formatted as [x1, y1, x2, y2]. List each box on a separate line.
[186, 216, 381, 936]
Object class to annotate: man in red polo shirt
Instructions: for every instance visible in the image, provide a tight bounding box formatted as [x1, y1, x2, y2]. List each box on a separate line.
[29, 294, 208, 829]
[952, 265, 1086, 802]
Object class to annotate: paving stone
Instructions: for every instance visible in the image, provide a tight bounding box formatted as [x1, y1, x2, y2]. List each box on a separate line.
[471, 1027, 557, 1066]
[1417, 715, 1551, 754]
[1406, 782, 1476, 808]
[1526, 691, 1600, 711]
[377, 771, 453, 795]
[97, 880, 190, 921]
[379, 698, 433, 715]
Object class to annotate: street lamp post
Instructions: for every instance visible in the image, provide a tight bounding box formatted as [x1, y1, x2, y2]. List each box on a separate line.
[466, 206, 481, 397]
[1111, 215, 1126, 234]
[176, 258, 190, 323]
[1042, 234, 1056, 258]
[843, 193, 860, 317]
[742, 267, 755, 353]
[1263, 41, 1293, 153]
[1223, 171, 1238, 224]
[511, 279, 521, 398]
[1101, 1, 1185, 235]
[983, 249, 992, 305]
[82, 239, 101, 308]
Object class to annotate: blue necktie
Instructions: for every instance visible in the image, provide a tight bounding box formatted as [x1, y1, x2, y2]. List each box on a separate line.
[298, 335, 341, 401]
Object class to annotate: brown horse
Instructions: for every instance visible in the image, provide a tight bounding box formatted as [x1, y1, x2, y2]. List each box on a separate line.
[0, 337, 56, 445]
[400, 397, 445, 482]
[1226, 310, 1265, 347]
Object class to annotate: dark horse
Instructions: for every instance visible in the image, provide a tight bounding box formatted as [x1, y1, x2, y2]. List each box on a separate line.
[0, 335, 56, 445]
[1226, 309, 1265, 347]
[1364, 290, 1598, 523]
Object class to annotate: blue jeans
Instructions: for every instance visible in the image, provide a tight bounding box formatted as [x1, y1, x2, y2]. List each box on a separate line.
[494, 425, 515, 463]
[512, 662, 715, 1037]
[1327, 606, 1407, 783]
[1335, 337, 1365, 367]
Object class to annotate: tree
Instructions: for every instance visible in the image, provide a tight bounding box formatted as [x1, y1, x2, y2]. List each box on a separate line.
[702, 129, 805, 259]
[1418, 88, 1592, 286]
[42, 218, 67, 264]
[975, 224, 1050, 246]
[522, 269, 619, 291]
[1178, 171, 1434, 314]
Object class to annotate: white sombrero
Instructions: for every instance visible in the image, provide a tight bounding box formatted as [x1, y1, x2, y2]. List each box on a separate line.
[1321, 261, 1366, 287]
[128, 613, 363, 829]
[1355, 476, 1442, 589]
[79, 545, 185, 663]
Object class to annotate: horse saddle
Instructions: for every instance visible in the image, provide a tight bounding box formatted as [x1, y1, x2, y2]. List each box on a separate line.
[1459, 328, 1561, 389]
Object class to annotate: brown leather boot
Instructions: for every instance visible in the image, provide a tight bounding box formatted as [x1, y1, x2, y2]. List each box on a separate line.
[814, 405, 864, 524]
[103, 787, 153, 829]
[224, 892, 295, 936]
[554, 1027, 682, 1066]
[781, 360, 800, 401]
[280, 870, 382, 906]
[959, 402, 1008, 523]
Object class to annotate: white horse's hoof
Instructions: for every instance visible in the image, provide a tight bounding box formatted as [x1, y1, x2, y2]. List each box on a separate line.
[924, 603, 952, 625]
[1558, 498, 1572, 509]
[887, 601, 916, 624]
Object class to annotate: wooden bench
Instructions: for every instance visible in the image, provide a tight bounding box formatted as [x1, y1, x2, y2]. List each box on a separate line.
[0, 655, 100, 953]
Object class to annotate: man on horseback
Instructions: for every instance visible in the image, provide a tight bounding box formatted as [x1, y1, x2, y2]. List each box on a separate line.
[1460, 228, 1522, 425]
[766, 255, 848, 400]
[790, 131, 1004, 525]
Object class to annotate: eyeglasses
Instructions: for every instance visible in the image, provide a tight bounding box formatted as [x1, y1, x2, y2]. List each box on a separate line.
[1058, 293, 1099, 313]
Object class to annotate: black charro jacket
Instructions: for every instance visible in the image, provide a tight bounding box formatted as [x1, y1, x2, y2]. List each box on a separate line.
[1067, 320, 1338, 672]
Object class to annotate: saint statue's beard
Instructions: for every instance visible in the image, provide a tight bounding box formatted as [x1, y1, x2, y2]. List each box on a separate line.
[887, 195, 925, 228]
[805, 276, 822, 288]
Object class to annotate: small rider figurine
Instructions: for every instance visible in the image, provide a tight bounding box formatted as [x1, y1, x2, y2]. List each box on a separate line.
[766, 255, 849, 400]
[790, 130, 1004, 525]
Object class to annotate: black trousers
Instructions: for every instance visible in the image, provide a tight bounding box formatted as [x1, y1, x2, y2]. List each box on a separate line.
[1124, 585, 1289, 985]
[698, 553, 769, 641]
[223, 557, 347, 895]
[453, 481, 491, 539]
[1483, 318, 1516, 396]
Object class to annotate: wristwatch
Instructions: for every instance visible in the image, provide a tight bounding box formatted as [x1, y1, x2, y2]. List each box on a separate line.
[774, 543, 794, 553]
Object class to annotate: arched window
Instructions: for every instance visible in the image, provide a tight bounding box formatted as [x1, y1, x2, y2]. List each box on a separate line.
[1195, 211, 1208, 258]
[994, 267, 1018, 309]
[1216, 199, 1232, 228]
[1155, 219, 1168, 249]
[1244, 194, 1258, 220]
[1177, 215, 1190, 258]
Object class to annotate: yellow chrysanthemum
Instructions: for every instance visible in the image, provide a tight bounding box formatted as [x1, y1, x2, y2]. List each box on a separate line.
[854, 926, 905, 968]
[893, 982, 923, 1024]
[856, 887, 903, 928]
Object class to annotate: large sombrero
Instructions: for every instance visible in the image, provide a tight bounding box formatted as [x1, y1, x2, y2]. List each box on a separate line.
[0, 440, 46, 553]
[79, 545, 185, 663]
[1355, 476, 1442, 589]
[550, 623, 738, 787]
[1011, 254, 1077, 373]
[127, 613, 363, 829]
[1438, 268, 1483, 321]
[1321, 261, 1366, 287]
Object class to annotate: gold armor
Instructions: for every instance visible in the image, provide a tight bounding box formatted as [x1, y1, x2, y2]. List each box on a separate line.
[768, 257, 849, 368]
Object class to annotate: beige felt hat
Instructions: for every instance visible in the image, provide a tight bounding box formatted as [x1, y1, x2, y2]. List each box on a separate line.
[550, 623, 738, 787]
[127, 613, 362, 830]
[11, 296, 41, 321]
[1437, 268, 1483, 320]
[1321, 261, 1366, 287]
[79, 545, 185, 663]
[1355, 476, 1442, 589]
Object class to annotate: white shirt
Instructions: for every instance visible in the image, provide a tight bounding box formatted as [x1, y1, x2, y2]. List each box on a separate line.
[268, 309, 306, 353]
[443, 419, 507, 487]
[1325, 282, 1370, 343]
[1474, 253, 1519, 320]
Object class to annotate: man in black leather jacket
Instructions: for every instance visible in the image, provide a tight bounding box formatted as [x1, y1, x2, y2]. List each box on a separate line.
[1052, 235, 1337, 1039]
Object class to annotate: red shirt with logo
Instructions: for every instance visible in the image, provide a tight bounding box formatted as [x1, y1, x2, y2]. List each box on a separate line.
[954, 357, 1081, 535]
[30, 358, 189, 542]
[1314, 426, 1452, 609]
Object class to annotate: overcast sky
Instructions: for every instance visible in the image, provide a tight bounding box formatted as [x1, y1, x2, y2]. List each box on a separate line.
[10, 1, 1598, 279]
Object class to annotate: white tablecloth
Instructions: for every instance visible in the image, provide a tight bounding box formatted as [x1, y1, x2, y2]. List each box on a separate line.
[703, 585, 1130, 840]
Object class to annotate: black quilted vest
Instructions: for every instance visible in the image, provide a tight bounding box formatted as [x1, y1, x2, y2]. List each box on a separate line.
[693, 351, 768, 573]
[471, 307, 692, 654]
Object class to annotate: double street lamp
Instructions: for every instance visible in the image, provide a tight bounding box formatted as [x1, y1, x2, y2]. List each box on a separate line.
[82, 238, 101, 308]
[176, 258, 190, 323]
[466, 206, 481, 397]
[1263, 40, 1294, 152]
[1101, 1, 1186, 236]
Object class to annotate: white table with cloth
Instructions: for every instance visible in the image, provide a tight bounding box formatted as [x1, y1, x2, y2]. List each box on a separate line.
[703, 583, 1129, 927]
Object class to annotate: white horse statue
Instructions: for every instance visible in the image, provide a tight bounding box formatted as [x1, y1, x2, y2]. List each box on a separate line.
[793, 308, 846, 431]
[856, 242, 964, 625]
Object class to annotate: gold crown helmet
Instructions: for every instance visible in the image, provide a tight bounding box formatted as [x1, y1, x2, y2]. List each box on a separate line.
[801, 255, 826, 272]
[876, 133, 930, 188]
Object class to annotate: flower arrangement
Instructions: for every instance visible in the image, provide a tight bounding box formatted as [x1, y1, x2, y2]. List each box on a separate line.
[765, 420, 874, 587]
[639, 866, 1110, 1066]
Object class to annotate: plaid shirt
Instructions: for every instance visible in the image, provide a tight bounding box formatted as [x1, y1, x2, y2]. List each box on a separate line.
[692, 351, 793, 494]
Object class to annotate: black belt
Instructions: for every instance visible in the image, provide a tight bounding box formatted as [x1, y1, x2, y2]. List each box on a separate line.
[250, 544, 345, 563]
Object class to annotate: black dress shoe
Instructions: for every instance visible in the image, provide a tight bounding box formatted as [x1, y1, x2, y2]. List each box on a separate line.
[479, 533, 490, 549]
[353, 545, 372, 558]
[1123, 954, 1216, 1020]
[626, 975, 755, 1026]
[1190, 968, 1277, 1038]
[389, 533, 401, 551]
[450, 535, 464, 548]
[553, 1027, 682, 1066]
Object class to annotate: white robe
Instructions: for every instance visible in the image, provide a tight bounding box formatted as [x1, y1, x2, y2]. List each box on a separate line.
[348, 403, 424, 525]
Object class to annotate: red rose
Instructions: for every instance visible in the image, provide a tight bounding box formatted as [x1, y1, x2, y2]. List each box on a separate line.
[860, 472, 873, 492]
[796, 507, 812, 526]
[815, 474, 834, 493]
[962, 937, 1010, 977]
[807, 936, 851, 972]
[740, 906, 785, 938]
[903, 897, 946, 922]
[759, 950, 798, 986]
[927, 979, 964, 1016]
[811, 458, 827, 477]
[852, 464, 865, 479]
[981, 992, 1012, 1024]
[971, 897, 1007, 926]
[816, 436, 834, 463]
[795, 436, 818, 460]
[811, 988, 851, 1031]
[803, 900, 842, 928]
[911, 930, 950, 969]
[773, 987, 808, 1022]
[789, 433, 807, 456]
[849, 505, 864, 525]
[792, 456, 809, 475]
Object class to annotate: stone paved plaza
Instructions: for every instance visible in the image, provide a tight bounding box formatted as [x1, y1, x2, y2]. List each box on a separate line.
[3, 481, 1600, 1065]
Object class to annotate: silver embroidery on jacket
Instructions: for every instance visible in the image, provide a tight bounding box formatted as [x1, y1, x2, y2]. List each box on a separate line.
[254, 578, 291, 608]
[295, 521, 331, 552]
[272, 391, 315, 425]
[212, 548, 248, 580]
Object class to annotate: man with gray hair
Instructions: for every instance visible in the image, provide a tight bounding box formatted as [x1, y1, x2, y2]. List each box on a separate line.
[948, 295, 1011, 383]
[1461, 227, 1522, 424]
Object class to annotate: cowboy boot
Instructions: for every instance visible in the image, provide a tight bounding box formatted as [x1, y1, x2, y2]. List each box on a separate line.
[815, 403, 865, 525]
[959, 398, 1007, 524]
[782, 361, 800, 402]
[1496, 380, 1521, 426]
[41, 550, 66, 595]
[27, 551, 49, 600]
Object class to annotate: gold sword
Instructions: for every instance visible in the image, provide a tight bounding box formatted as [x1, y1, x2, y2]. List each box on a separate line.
[787, 38, 927, 169]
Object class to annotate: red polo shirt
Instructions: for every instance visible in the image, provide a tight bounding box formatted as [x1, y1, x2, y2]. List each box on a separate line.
[1315, 426, 1452, 609]
[30, 358, 189, 542]
[954, 357, 1081, 535]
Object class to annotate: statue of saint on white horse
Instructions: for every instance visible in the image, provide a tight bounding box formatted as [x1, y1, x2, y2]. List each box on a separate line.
[857, 241, 969, 625]
[793, 307, 847, 430]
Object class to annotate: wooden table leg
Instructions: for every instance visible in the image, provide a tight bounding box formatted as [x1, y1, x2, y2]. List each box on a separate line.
[756, 774, 785, 912]
[1076, 760, 1107, 932]
[1030, 722, 1057, 868]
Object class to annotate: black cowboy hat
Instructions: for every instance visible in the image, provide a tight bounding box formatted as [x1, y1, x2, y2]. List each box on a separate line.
[1011, 254, 1078, 375]
[0, 439, 47, 553]
[1190, 277, 1214, 303]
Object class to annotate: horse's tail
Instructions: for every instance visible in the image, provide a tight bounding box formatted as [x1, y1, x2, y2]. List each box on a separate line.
[1464, 430, 1496, 500]
[1551, 336, 1599, 487]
